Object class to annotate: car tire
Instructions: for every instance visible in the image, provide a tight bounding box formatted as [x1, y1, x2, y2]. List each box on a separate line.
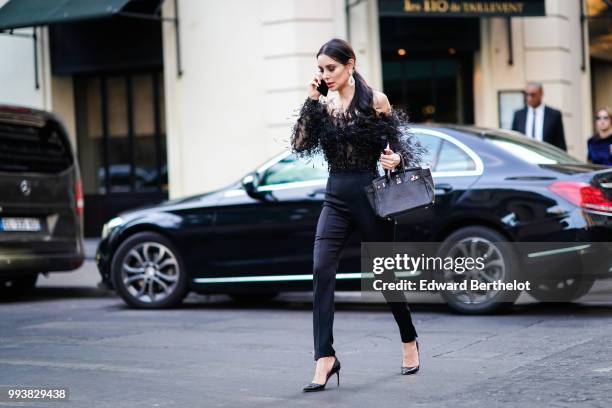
[111, 231, 188, 309]
[527, 275, 596, 303]
[434, 226, 521, 315]
[0, 274, 38, 299]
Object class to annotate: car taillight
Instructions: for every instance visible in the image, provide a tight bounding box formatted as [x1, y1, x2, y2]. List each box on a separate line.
[548, 181, 612, 214]
[0, 105, 32, 114]
[75, 178, 84, 216]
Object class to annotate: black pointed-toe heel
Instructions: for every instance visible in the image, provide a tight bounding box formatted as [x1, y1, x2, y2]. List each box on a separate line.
[302, 356, 341, 392]
[401, 340, 420, 375]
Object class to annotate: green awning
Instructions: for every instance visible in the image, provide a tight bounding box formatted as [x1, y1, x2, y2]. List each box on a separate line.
[0, 0, 132, 31]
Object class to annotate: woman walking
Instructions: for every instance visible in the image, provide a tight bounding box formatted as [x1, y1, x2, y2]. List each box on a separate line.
[290, 38, 426, 392]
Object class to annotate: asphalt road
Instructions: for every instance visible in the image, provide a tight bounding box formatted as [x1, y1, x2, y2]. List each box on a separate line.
[1, 253, 612, 408]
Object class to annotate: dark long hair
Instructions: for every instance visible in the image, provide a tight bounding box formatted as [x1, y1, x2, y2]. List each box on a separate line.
[317, 38, 375, 117]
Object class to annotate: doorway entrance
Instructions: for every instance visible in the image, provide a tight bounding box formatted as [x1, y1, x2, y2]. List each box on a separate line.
[74, 71, 168, 237]
[48, 11, 167, 237]
[379, 16, 480, 124]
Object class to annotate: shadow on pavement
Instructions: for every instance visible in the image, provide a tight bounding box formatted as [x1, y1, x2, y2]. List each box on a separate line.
[0, 286, 115, 303]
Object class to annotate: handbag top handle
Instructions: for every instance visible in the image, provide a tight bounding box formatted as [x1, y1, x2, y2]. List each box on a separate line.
[384, 148, 406, 180]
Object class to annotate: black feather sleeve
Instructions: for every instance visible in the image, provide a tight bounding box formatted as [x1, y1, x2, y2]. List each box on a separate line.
[377, 108, 428, 169]
[289, 97, 327, 158]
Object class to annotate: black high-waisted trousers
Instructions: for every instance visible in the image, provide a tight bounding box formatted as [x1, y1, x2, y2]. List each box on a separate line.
[312, 169, 418, 361]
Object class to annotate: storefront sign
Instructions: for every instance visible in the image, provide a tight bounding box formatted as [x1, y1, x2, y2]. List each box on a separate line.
[379, 0, 546, 17]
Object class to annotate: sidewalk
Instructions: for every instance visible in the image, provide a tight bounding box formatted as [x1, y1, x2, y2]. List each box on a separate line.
[83, 237, 101, 260]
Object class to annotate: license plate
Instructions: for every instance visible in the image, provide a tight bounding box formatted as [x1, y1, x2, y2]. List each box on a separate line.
[0, 217, 42, 232]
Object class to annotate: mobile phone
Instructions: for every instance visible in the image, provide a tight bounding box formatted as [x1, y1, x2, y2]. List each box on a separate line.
[317, 79, 329, 97]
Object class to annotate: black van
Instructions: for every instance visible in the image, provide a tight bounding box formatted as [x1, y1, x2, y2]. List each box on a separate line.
[0, 105, 84, 297]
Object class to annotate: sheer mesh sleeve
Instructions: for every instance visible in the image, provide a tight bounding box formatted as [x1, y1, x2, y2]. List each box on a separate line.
[378, 108, 428, 169]
[289, 97, 327, 158]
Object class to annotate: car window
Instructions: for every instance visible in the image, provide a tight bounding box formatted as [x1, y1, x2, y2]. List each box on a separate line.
[435, 140, 476, 171]
[0, 116, 73, 173]
[259, 153, 328, 186]
[413, 133, 442, 169]
[486, 133, 583, 164]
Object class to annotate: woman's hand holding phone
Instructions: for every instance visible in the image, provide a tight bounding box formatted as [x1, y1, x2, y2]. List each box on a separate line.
[308, 73, 325, 101]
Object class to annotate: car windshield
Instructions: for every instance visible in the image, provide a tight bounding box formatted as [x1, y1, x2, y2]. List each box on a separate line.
[484, 130, 583, 164]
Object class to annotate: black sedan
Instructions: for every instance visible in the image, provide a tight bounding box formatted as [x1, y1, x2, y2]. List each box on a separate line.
[95, 124, 612, 313]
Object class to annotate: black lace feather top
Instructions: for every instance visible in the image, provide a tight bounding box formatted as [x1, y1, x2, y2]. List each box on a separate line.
[289, 97, 427, 174]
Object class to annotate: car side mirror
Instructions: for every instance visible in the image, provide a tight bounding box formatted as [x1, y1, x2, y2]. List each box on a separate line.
[241, 172, 266, 199]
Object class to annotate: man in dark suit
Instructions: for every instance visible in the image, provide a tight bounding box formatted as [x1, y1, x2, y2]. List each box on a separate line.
[511, 82, 567, 151]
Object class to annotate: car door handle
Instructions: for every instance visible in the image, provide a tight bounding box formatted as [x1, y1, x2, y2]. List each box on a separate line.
[435, 183, 453, 193]
[307, 188, 326, 198]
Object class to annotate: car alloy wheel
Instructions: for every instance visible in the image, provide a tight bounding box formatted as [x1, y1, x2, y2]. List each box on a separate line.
[121, 242, 180, 303]
[435, 226, 521, 314]
[111, 231, 188, 308]
[439, 237, 506, 305]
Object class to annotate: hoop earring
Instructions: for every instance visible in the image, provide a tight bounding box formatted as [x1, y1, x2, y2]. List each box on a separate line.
[348, 70, 355, 87]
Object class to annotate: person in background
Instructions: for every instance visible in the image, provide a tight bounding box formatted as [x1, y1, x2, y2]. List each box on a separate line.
[511, 82, 567, 151]
[587, 107, 612, 166]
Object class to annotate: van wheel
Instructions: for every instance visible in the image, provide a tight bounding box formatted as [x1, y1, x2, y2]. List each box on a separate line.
[434, 226, 521, 314]
[0, 274, 38, 299]
[111, 232, 188, 309]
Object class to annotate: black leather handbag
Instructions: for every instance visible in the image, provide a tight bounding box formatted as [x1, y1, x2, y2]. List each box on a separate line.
[364, 154, 435, 220]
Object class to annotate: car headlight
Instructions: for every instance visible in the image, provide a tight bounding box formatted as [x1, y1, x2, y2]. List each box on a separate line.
[101, 216, 124, 239]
